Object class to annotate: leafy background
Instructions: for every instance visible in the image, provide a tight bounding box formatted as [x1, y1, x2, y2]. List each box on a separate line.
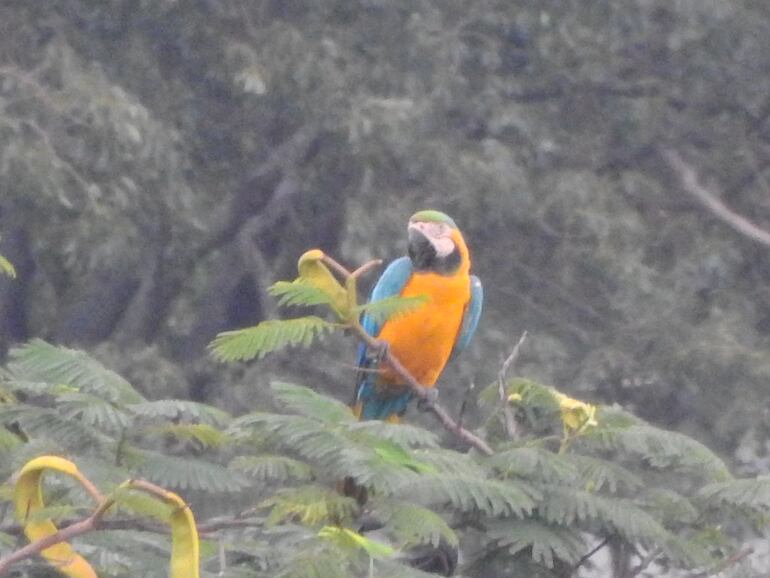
[2, 1, 770, 576]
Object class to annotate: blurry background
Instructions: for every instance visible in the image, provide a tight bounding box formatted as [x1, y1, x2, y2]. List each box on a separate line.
[2, 0, 770, 473]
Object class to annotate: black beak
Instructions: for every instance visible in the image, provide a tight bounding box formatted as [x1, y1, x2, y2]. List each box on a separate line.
[408, 228, 436, 270]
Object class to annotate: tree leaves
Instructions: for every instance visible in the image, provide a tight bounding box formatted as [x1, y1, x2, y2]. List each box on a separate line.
[355, 295, 428, 326]
[209, 317, 337, 362]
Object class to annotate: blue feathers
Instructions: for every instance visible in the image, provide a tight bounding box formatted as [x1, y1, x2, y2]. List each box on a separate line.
[450, 275, 483, 358]
[355, 257, 413, 421]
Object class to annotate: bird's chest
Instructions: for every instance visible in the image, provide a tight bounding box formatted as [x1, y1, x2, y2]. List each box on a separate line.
[376, 272, 470, 386]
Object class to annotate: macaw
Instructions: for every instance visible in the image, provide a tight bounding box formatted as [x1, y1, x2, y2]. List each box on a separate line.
[353, 210, 483, 422]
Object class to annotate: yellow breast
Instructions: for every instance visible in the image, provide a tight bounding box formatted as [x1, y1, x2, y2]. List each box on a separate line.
[377, 271, 470, 387]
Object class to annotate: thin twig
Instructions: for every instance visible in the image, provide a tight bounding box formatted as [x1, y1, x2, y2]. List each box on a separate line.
[663, 148, 770, 247]
[625, 547, 660, 578]
[351, 259, 383, 279]
[456, 381, 475, 429]
[686, 547, 754, 578]
[573, 536, 611, 571]
[0, 496, 114, 575]
[320, 254, 353, 280]
[497, 331, 528, 440]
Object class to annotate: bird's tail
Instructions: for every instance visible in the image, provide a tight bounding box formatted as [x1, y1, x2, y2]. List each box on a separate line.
[353, 381, 412, 422]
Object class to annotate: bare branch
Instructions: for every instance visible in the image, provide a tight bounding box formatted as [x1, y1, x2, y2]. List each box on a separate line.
[663, 148, 770, 247]
[0, 495, 114, 576]
[573, 536, 611, 572]
[686, 547, 754, 578]
[497, 331, 528, 441]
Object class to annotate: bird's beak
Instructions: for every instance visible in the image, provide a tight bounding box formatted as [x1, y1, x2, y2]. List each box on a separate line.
[408, 223, 435, 269]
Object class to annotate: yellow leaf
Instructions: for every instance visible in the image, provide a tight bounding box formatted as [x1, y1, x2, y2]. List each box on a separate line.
[551, 390, 599, 433]
[124, 481, 200, 578]
[164, 490, 200, 578]
[297, 249, 351, 319]
[13, 456, 100, 578]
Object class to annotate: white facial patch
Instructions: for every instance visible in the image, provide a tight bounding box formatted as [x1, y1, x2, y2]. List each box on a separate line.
[409, 221, 456, 257]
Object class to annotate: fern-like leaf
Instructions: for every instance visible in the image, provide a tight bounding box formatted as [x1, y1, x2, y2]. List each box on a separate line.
[146, 422, 230, 448]
[566, 454, 644, 494]
[374, 502, 458, 548]
[488, 519, 586, 568]
[209, 316, 337, 362]
[7, 339, 145, 404]
[230, 455, 313, 482]
[540, 486, 695, 562]
[0, 404, 110, 448]
[128, 399, 231, 426]
[275, 543, 353, 578]
[262, 486, 358, 527]
[345, 421, 440, 449]
[590, 422, 730, 481]
[318, 526, 395, 559]
[271, 381, 355, 424]
[408, 475, 540, 517]
[57, 392, 132, 432]
[355, 295, 428, 325]
[268, 280, 336, 308]
[698, 476, 770, 511]
[122, 447, 247, 492]
[487, 447, 578, 484]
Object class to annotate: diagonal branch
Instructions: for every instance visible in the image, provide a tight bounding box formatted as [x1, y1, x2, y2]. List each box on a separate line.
[0, 496, 114, 575]
[497, 331, 528, 440]
[663, 148, 770, 247]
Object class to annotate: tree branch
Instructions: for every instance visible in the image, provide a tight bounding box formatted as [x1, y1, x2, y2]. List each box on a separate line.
[663, 148, 770, 247]
[573, 536, 611, 572]
[497, 331, 528, 440]
[0, 496, 113, 576]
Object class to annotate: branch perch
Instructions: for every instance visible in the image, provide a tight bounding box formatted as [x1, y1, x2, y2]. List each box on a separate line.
[497, 331, 528, 440]
[663, 148, 770, 247]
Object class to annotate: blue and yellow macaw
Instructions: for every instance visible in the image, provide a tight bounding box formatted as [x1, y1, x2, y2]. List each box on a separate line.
[353, 210, 483, 422]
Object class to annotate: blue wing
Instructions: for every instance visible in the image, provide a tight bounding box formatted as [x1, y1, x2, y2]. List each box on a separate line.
[354, 257, 413, 420]
[356, 256, 413, 366]
[450, 275, 483, 358]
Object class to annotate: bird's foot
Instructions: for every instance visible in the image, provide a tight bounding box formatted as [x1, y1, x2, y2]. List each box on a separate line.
[417, 388, 439, 411]
[371, 339, 389, 363]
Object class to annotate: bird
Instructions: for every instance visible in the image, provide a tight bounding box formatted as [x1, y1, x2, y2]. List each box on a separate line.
[353, 209, 483, 422]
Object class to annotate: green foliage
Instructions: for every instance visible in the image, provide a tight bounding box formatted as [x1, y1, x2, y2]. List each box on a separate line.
[262, 486, 358, 526]
[354, 295, 429, 326]
[374, 502, 459, 548]
[209, 317, 337, 362]
[2, 338, 769, 577]
[487, 519, 586, 568]
[268, 280, 338, 309]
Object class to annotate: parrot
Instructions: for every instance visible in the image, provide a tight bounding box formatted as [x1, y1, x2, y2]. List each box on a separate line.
[353, 209, 483, 422]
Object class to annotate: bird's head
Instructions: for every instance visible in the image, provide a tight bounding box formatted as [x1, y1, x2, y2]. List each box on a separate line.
[407, 210, 469, 274]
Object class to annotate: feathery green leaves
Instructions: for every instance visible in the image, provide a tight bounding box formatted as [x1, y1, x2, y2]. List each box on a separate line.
[488, 519, 586, 568]
[209, 317, 337, 362]
[262, 486, 358, 526]
[7, 339, 144, 404]
[355, 295, 428, 326]
[230, 455, 313, 483]
[269, 280, 337, 309]
[271, 381, 355, 424]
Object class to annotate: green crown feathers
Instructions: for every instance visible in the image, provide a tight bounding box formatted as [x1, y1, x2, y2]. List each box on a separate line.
[409, 210, 458, 229]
